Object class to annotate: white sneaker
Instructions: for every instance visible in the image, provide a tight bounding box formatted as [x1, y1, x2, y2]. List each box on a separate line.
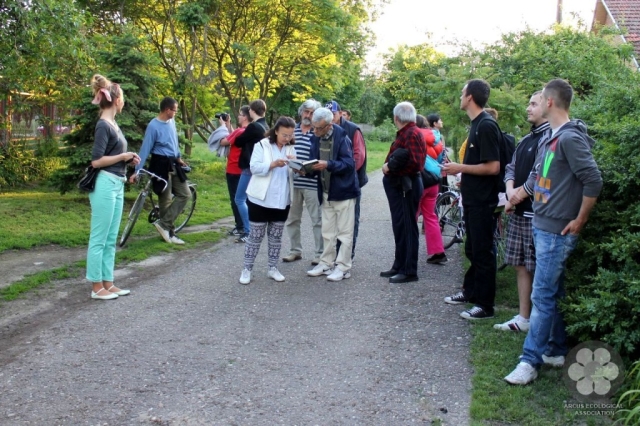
[327, 268, 351, 282]
[504, 362, 538, 385]
[170, 235, 185, 245]
[493, 315, 530, 332]
[307, 263, 332, 277]
[542, 354, 565, 367]
[239, 268, 251, 285]
[153, 221, 172, 243]
[267, 267, 285, 282]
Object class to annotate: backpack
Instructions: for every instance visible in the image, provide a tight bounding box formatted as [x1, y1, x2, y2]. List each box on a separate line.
[475, 116, 515, 193]
[432, 130, 446, 164]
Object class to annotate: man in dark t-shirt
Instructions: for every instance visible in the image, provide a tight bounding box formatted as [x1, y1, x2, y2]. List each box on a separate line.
[442, 79, 501, 320]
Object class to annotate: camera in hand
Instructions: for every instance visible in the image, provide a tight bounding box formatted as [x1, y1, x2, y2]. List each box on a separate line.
[215, 112, 230, 121]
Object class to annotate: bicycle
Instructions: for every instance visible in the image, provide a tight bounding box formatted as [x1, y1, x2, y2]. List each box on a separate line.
[435, 186, 510, 271]
[119, 168, 197, 247]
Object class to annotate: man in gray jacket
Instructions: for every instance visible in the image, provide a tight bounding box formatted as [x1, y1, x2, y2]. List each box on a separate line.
[504, 79, 603, 385]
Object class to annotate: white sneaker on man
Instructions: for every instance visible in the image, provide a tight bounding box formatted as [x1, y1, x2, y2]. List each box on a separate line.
[504, 362, 538, 385]
[170, 235, 185, 245]
[326, 268, 351, 282]
[493, 315, 530, 332]
[239, 268, 251, 285]
[153, 221, 172, 243]
[307, 263, 332, 277]
[267, 267, 285, 282]
[542, 354, 565, 367]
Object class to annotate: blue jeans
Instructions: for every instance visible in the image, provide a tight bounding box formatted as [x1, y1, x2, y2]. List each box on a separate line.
[86, 171, 124, 282]
[234, 170, 251, 234]
[521, 227, 579, 368]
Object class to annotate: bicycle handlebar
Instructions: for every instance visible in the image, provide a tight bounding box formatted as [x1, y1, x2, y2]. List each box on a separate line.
[136, 169, 168, 193]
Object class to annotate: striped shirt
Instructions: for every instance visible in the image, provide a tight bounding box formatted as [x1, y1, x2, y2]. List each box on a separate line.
[292, 124, 318, 190]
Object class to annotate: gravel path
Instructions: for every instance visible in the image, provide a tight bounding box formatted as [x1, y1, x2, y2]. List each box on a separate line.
[0, 170, 471, 425]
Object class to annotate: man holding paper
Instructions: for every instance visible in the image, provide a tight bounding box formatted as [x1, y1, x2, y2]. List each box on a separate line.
[283, 99, 324, 264]
[306, 107, 360, 282]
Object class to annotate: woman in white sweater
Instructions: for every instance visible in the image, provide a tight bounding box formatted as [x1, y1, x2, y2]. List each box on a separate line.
[239, 116, 297, 284]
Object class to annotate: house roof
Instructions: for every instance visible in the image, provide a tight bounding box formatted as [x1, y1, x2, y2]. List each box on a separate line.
[594, 0, 640, 58]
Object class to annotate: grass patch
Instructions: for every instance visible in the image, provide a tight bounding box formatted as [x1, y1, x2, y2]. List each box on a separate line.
[0, 140, 232, 253]
[366, 140, 390, 173]
[466, 255, 613, 425]
[1, 265, 76, 301]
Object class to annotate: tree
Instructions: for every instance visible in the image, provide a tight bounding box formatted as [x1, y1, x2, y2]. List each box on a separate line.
[51, 31, 160, 194]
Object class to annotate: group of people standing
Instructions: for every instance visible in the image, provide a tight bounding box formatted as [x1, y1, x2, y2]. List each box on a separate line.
[436, 78, 602, 386]
[86, 72, 603, 389]
[221, 99, 367, 284]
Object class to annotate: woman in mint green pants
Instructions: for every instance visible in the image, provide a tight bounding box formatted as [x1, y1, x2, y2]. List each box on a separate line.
[86, 74, 140, 300]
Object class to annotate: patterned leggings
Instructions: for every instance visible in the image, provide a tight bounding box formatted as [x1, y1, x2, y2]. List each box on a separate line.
[243, 221, 285, 271]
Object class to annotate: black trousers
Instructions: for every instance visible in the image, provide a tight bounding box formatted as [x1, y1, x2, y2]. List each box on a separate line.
[462, 203, 497, 313]
[383, 175, 423, 276]
[226, 173, 243, 230]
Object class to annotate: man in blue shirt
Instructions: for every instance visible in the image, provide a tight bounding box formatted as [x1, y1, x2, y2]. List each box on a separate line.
[131, 97, 191, 245]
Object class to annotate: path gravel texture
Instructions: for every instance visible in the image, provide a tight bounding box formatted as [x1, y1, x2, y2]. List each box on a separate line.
[0, 170, 472, 425]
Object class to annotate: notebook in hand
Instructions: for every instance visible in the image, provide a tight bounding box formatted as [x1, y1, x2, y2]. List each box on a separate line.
[288, 159, 318, 173]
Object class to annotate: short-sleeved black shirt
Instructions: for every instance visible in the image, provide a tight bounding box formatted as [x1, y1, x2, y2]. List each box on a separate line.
[461, 111, 501, 206]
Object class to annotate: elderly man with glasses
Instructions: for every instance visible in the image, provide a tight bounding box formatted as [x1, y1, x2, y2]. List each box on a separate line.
[282, 99, 324, 265]
[305, 107, 360, 282]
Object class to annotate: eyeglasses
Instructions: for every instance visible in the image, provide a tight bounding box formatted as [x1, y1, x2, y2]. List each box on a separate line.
[169, 108, 178, 112]
[279, 133, 294, 140]
[312, 123, 331, 132]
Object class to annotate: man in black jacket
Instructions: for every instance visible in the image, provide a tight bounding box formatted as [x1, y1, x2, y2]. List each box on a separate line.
[494, 91, 549, 333]
[233, 99, 268, 243]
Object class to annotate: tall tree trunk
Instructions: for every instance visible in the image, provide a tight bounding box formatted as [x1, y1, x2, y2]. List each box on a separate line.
[556, 0, 563, 24]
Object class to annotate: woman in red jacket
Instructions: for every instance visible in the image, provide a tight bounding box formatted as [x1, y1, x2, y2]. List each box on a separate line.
[416, 114, 447, 264]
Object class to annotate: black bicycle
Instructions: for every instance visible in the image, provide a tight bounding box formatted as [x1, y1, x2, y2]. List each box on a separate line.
[119, 168, 197, 247]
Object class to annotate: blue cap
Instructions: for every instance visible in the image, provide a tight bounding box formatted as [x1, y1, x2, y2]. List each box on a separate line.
[325, 100, 341, 112]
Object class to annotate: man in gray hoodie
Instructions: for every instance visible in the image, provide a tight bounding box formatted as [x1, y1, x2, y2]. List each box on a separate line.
[504, 78, 603, 385]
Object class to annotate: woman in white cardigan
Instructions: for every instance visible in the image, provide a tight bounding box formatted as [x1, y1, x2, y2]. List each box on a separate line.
[239, 116, 297, 284]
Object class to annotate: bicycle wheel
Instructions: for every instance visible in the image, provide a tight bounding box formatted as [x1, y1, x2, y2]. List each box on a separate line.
[494, 211, 510, 271]
[436, 191, 463, 249]
[174, 185, 197, 233]
[119, 191, 147, 247]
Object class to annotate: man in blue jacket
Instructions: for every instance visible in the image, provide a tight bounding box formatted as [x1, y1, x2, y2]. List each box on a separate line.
[306, 107, 360, 282]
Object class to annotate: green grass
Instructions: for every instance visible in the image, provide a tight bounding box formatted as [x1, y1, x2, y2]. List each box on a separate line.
[0, 141, 232, 253]
[0, 266, 76, 301]
[467, 257, 613, 425]
[366, 140, 390, 173]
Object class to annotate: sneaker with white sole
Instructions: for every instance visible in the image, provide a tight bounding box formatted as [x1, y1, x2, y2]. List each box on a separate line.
[170, 235, 185, 245]
[493, 315, 530, 332]
[460, 305, 494, 320]
[504, 362, 538, 385]
[239, 268, 251, 285]
[267, 267, 285, 282]
[444, 291, 469, 305]
[154, 221, 172, 243]
[307, 263, 332, 277]
[326, 268, 351, 282]
[542, 354, 565, 367]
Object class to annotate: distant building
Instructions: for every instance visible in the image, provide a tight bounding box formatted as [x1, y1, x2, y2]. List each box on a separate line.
[591, 0, 640, 69]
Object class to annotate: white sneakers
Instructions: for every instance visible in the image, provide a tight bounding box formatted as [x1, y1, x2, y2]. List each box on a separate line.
[240, 267, 286, 284]
[494, 315, 530, 332]
[326, 268, 351, 282]
[153, 221, 172, 243]
[307, 263, 332, 277]
[268, 267, 285, 282]
[239, 268, 251, 285]
[504, 362, 538, 385]
[170, 235, 185, 245]
[542, 354, 565, 367]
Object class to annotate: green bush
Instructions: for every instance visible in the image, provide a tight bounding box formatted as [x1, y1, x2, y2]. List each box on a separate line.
[365, 118, 396, 143]
[0, 142, 65, 187]
[615, 361, 640, 425]
[562, 79, 640, 362]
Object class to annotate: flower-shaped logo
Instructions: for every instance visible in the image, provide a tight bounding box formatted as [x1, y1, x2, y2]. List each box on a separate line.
[567, 347, 619, 396]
